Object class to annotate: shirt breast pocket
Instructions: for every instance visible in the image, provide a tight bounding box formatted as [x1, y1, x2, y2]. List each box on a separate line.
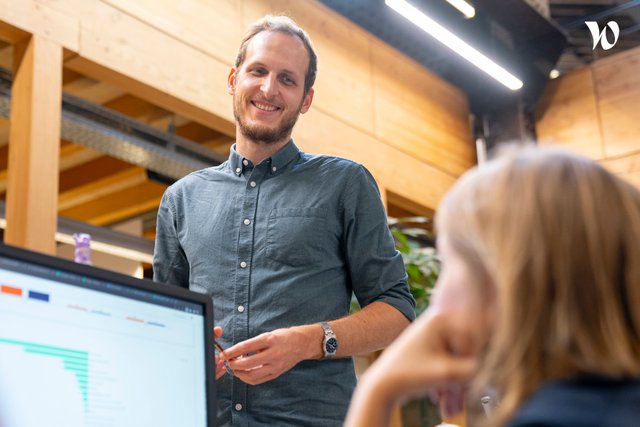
[266, 207, 327, 267]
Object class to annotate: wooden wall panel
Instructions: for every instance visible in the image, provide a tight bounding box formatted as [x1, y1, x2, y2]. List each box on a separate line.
[75, 1, 234, 125]
[0, 0, 78, 49]
[64, 55, 236, 136]
[601, 151, 640, 188]
[536, 68, 604, 159]
[0, 0, 474, 214]
[242, 0, 472, 179]
[102, 0, 242, 66]
[536, 46, 640, 189]
[593, 47, 640, 104]
[598, 96, 640, 158]
[593, 46, 640, 158]
[296, 108, 456, 211]
[372, 39, 473, 177]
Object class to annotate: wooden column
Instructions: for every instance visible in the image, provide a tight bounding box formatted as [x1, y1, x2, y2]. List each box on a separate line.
[5, 34, 62, 254]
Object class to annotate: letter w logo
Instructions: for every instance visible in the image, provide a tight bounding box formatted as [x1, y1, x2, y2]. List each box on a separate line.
[585, 21, 620, 50]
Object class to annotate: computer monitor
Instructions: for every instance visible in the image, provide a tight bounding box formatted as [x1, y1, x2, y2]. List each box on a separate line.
[0, 243, 215, 427]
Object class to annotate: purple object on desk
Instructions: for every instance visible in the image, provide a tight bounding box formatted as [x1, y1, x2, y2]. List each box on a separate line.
[73, 233, 92, 265]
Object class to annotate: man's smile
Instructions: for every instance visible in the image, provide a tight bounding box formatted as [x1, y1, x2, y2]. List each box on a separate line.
[251, 100, 280, 112]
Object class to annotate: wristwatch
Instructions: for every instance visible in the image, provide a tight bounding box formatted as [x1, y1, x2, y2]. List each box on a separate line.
[320, 321, 338, 358]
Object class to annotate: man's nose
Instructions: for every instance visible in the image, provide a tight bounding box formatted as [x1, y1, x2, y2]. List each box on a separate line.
[260, 74, 278, 97]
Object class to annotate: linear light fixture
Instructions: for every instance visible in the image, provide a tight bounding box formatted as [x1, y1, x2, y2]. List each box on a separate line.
[385, 0, 523, 91]
[446, 0, 476, 19]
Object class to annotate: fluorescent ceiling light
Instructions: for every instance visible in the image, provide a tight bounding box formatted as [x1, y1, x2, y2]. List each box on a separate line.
[446, 0, 476, 19]
[385, 0, 523, 91]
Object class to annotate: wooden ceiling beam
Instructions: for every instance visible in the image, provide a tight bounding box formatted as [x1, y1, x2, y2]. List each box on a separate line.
[176, 121, 223, 142]
[0, 43, 12, 69]
[0, 20, 29, 44]
[58, 166, 147, 211]
[59, 141, 104, 171]
[0, 118, 9, 147]
[63, 76, 127, 104]
[59, 180, 166, 226]
[59, 156, 132, 192]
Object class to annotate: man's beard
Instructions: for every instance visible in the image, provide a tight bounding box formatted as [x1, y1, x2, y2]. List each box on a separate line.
[234, 97, 303, 145]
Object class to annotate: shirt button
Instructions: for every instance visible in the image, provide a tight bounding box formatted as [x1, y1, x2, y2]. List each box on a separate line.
[235, 403, 243, 411]
[272, 166, 277, 173]
[250, 181, 257, 188]
[242, 159, 249, 166]
[235, 167, 241, 174]
[243, 219, 251, 225]
[237, 305, 245, 313]
[240, 261, 247, 268]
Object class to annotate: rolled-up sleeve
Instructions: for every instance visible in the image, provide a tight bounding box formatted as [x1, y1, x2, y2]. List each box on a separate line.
[342, 165, 416, 321]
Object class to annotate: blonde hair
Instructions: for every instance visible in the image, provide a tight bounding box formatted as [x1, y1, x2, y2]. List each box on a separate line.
[436, 146, 640, 425]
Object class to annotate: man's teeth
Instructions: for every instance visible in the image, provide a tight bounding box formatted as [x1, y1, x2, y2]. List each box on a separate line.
[253, 101, 278, 111]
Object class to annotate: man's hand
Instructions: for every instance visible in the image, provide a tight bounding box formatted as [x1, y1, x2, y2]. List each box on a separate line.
[223, 324, 321, 385]
[213, 326, 228, 380]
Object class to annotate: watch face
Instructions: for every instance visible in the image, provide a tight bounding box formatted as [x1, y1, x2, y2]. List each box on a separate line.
[325, 337, 338, 353]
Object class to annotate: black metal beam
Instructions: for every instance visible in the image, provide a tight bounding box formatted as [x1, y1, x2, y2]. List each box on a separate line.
[0, 67, 225, 180]
[562, 0, 640, 29]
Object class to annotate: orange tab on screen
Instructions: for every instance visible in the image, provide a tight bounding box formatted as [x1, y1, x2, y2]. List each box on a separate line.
[1, 285, 23, 296]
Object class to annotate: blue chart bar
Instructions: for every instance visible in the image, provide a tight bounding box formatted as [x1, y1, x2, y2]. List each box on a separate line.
[0, 337, 89, 410]
[28, 290, 50, 302]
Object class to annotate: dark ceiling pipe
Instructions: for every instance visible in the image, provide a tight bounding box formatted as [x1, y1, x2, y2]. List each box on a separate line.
[562, 0, 640, 30]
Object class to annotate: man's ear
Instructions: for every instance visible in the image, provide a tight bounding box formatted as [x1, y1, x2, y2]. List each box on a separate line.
[300, 87, 314, 114]
[227, 67, 237, 95]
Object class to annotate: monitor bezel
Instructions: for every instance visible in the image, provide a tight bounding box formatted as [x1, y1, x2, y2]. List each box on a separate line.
[0, 242, 216, 427]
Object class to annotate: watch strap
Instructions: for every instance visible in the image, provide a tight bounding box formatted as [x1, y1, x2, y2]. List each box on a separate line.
[320, 321, 338, 358]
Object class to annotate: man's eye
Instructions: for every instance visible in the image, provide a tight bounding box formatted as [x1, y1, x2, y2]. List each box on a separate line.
[281, 76, 295, 85]
[252, 68, 267, 75]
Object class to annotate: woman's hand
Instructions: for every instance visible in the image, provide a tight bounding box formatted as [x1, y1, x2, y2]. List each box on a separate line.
[344, 310, 477, 427]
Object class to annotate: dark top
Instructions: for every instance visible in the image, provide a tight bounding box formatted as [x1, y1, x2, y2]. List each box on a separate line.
[153, 140, 415, 426]
[508, 376, 640, 427]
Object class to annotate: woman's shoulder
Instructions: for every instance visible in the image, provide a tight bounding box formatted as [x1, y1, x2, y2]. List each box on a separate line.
[507, 376, 640, 427]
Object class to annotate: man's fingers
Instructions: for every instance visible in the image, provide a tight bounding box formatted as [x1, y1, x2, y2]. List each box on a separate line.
[215, 356, 228, 379]
[224, 334, 269, 359]
[229, 351, 269, 371]
[234, 365, 277, 385]
[214, 326, 223, 339]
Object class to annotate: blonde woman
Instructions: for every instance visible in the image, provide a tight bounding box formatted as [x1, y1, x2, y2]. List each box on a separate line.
[345, 147, 640, 427]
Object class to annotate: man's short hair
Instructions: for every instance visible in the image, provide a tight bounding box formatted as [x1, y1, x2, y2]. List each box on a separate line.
[235, 15, 317, 95]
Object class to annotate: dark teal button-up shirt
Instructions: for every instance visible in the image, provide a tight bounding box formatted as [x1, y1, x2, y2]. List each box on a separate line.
[153, 140, 415, 426]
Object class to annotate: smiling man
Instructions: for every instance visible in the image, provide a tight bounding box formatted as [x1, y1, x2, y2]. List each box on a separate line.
[153, 15, 415, 427]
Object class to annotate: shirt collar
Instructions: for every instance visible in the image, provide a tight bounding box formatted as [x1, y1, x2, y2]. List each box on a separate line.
[228, 139, 300, 176]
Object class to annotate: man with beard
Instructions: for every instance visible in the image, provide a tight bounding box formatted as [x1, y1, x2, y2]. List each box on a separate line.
[153, 15, 415, 427]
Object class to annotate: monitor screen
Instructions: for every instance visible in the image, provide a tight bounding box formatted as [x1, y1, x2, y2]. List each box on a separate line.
[0, 244, 215, 427]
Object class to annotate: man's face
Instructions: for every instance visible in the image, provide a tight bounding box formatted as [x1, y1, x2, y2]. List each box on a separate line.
[228, 31, 314, 145]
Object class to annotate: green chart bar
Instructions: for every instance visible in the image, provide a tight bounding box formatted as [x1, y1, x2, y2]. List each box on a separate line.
[0, 337, 90, 411]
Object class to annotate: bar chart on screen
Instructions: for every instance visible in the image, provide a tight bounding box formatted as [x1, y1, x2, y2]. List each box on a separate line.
[0, 266, 207, 427]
